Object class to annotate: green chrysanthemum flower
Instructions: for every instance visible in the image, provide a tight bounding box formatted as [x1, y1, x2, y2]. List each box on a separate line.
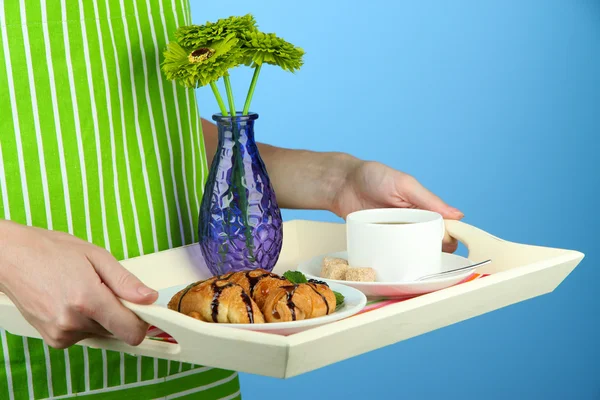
[175, 14, 257, 49]
[240, 31, 304, 72]
[161, 33, 239, 88]
[161, 14, 305, 116]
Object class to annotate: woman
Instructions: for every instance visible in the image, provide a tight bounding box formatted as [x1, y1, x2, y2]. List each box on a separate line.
[0, 0, 462, 398]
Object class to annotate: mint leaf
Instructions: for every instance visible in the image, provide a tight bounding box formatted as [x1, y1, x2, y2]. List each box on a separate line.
[334, 291, 345, 309]
[283, 270, 308, 284]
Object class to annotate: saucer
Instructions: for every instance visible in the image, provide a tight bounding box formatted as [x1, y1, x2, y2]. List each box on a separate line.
[297, 251, 480, 298]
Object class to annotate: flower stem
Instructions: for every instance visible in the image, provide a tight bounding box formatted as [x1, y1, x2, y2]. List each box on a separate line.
[223, 74, 236, 117]
[210, 81, 228, 116]
[221, 74, 254, 259]
[242, 64, 262, 115]
[231, 129, 255, 262]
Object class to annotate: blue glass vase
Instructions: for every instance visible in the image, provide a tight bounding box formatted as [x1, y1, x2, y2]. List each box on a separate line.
[198, 112, 283, 276]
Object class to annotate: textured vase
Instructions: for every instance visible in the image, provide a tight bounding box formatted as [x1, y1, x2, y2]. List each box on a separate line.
[198, 112, 283, 276]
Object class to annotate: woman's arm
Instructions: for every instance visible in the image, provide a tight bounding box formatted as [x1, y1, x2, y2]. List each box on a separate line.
[201, 118, 360, 213]
[202, 118, 463, 252]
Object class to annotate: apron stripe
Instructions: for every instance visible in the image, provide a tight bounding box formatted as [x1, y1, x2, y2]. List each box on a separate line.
[64, 350, 73, 395]
[116, 0, 161, 254]
[90, 0, 129, 258]
[86, 348, 104, 391]
[0, 0, 32, 226]
[123, 353, 138, 385]
[103, 0, 145, 257]
[0, 140, 10, 219]
[19, 0, 53, 231]
[0, 331, 15, 400]
[168, 0, 196, 245]
[78, 0, 113, 252]
[141, 356, 154, 381]
[66, 1, 107, 248]
[137, 356, 142, 382]
[127, 0, 176, 252]
[101, 350, 108, 389]
[144, 0, 189, 247]
[68, 346, 87, 394]
[180, 0, 191, 25]
[45, 0, 87, 241]
[24, 338, 50, 399]
[157, 359, 168, 379]
[220, 389, 242, 400]
[47, 347, 68, 397]
[0, 24, 8, 221]
[21, 338, 34, 399]
[184, 88, 199, 239]
[61, 0, 94, 243]
[5, 333, 27, 399]
[196, 91, 208, 193]
[40, 0, 74, 235]
[83, 347, 90, 392]
[42, 344, 54, 398]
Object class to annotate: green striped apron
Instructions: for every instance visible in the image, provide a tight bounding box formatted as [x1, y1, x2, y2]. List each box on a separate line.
[0, 0, 241, 398]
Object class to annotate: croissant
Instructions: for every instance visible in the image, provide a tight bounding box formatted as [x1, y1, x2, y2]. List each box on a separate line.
[261, 280, 336, 323]
[167, 276, 265, 324]
[225, 269, 291, 309]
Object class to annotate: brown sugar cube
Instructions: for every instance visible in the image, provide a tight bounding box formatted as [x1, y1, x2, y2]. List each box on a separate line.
[344, 267, 377, 282]
[321, 262, 349, 280]
[322, 257, 348, 268]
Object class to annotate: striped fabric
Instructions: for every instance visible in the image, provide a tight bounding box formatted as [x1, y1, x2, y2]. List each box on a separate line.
[0, 0, 240, 398]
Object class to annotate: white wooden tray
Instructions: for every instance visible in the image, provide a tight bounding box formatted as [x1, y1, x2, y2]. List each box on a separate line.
[0, 220, 584, 378]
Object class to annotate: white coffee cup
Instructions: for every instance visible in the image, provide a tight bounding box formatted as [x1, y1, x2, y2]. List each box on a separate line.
[346, 208, 445, 282]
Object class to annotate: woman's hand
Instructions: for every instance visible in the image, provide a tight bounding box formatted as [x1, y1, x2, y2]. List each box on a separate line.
[331, 160, 464, 253]
[0, 220, 158, 349]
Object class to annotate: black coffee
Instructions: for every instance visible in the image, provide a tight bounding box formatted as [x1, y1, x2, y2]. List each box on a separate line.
[374, 222, 415, 225]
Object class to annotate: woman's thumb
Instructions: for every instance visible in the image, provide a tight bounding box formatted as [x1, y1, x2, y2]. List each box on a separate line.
[89, 251, 158, 304]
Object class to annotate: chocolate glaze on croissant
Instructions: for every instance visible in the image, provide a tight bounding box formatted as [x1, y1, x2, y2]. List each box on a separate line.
[307, 279, 337, 315]
[261, 280, 336, 323]
[226, 269, 291, 309]
[167, 276, 265, 324]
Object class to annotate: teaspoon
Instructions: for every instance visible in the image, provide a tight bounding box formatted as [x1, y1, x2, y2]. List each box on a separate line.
[415, 259, 492, 282]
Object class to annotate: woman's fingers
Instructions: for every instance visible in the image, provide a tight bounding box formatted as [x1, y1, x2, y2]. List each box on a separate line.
[78, 281, 150, 346]
[88, 248, 158, 305]
[442, 229, 459, 253]
[398, 173, 464, 220]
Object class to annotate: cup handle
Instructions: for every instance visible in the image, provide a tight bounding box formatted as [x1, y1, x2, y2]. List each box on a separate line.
[441, 218, 447, 241]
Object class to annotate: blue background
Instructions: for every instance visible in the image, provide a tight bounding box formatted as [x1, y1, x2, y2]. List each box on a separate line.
[191, 1, 599, 399]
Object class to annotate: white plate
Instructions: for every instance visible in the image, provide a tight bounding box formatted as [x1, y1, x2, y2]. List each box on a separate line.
[297, 251, 480, 298]
[156, 281, 367, 336]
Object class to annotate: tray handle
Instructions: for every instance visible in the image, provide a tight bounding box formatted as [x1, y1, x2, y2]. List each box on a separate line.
[444, 220, 579, 273]
[82, 303, 186, 358]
